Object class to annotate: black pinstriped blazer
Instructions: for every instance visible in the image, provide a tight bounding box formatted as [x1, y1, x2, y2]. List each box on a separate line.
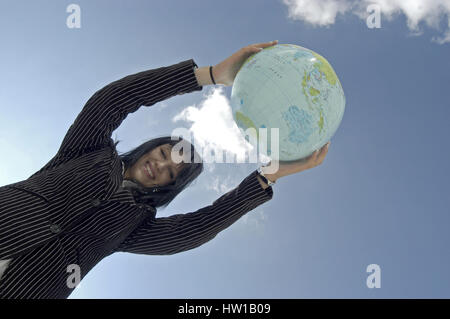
[0, 59, 273, 298]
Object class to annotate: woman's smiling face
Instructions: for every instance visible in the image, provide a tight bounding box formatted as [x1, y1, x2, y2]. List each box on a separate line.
[123, 143, 185, 188]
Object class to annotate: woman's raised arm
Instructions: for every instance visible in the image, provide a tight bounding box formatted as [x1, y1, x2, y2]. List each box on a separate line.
[37, 59, 202, 174]
[114, 170, 273, 255]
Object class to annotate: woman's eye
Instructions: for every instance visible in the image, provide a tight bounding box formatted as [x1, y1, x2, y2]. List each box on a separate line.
[161, 149, 166, 159]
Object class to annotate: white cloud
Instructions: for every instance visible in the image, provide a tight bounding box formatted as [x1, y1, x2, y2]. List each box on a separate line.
[238, 209, 268, 233]
[172, 87, 261, 164]
[173, 87, 274, 202]
[282, 0, 450, 43]
[282, 0, 352, 26]
[207, 174, 236, 194]
[157, 101, 169, 109]
[432, 27, 450, 44]
[205, 163, 216, 174]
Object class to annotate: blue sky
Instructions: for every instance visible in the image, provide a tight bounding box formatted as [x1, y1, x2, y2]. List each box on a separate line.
[1, 0, 450, 298]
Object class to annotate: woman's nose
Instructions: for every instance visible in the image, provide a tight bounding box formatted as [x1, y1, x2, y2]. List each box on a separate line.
[155, 159, 169, 172]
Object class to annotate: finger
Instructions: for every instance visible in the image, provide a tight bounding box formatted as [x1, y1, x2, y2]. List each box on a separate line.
[317, 142, 330, 162]
[308, 144, 326, 162]
[249, 40, 278, 49]
[306, 149, 319, 163]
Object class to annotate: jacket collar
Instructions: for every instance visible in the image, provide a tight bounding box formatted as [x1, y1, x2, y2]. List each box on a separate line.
[108, 161, 157, 215]
[108, 160, 136, 204]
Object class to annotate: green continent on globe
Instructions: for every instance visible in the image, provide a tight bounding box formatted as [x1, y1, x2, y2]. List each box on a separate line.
[235, 111, 258, 137]
[301, 71, 307, 88]
[301, 71, 315, 110]
[301, 71, 307, 96]
[312, 52, 338, 86]
[309, 87, 320, 96]
[318, 110, 324, 133]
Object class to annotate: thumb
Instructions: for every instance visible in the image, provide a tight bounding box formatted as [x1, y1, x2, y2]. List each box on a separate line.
[244, 47, 262, 55]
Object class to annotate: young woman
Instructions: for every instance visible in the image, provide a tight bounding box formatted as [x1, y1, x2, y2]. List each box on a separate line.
[0, 40, 330, 298]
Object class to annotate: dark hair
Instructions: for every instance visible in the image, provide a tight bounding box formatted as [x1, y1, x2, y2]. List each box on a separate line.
[114, 135, 203, 209]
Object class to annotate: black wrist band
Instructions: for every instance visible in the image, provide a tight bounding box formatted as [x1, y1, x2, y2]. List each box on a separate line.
[209, 66, 216, 85]
[258, 172, 269, 185]
[257, 167, 275, 186]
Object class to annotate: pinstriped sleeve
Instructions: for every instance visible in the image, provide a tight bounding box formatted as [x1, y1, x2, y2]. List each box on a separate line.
[56, 59, 202, 159]
[114, 170, 274, 255]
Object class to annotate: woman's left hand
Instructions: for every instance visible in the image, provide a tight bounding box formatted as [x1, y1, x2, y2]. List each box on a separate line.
[213, 40, 278, 86]
[263, 142, 331, 184]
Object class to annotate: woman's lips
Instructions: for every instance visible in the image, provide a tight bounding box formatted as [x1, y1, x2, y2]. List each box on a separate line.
[148, 161, 156, 178]
[143, 162, 154, 179]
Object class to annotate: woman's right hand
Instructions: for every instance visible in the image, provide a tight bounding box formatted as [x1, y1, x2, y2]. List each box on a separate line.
[262, 141, 331, 184]
[212, 40, 278, 86]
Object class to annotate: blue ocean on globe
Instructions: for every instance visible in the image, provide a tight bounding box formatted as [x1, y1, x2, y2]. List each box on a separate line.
[230, 43, 346, 161]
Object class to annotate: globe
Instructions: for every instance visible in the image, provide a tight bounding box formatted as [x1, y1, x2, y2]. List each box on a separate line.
[230, 43, 345, 161]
